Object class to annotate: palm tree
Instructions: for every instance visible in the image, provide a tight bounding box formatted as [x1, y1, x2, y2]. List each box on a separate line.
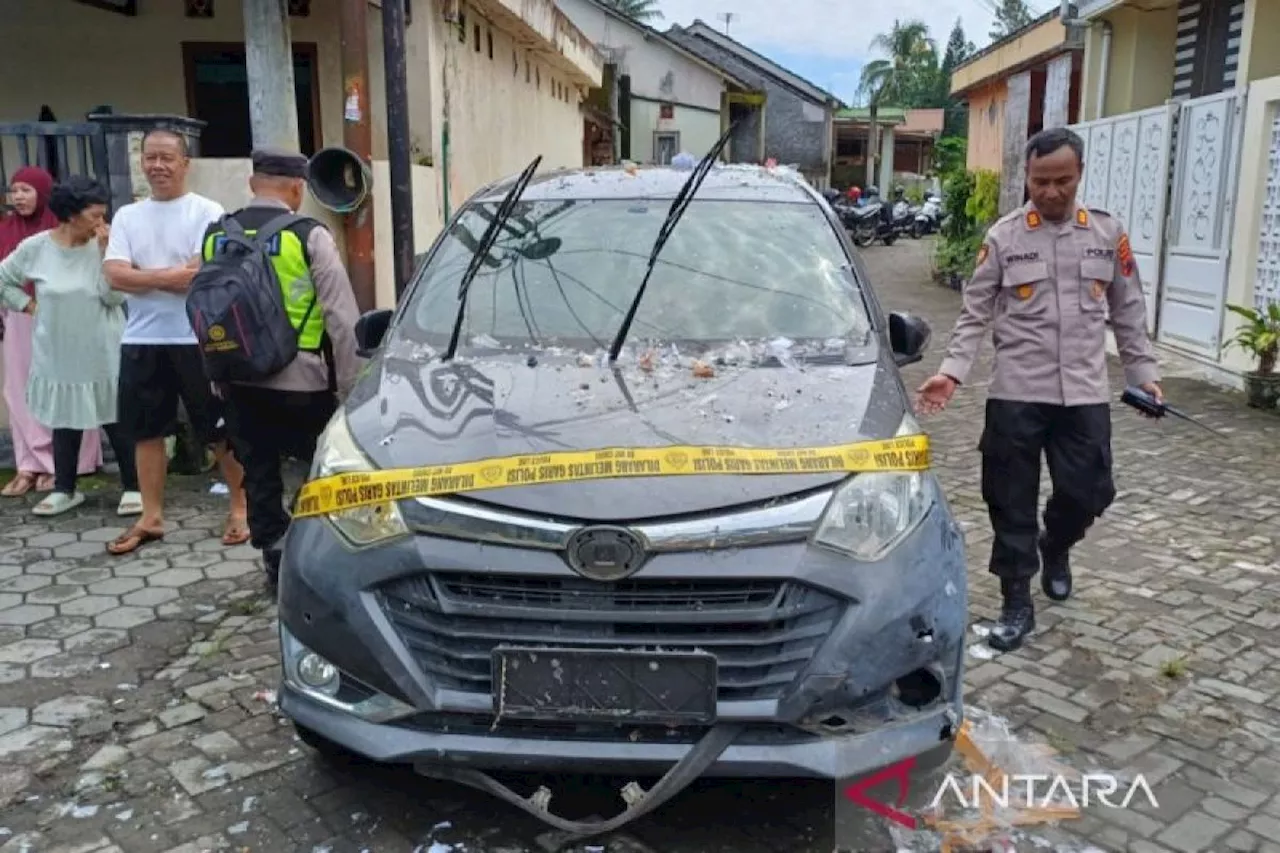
[602, 0, 663, 23]
[857, 20, 939, 186]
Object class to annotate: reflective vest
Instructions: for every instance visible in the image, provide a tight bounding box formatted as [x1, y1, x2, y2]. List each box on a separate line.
[200, 211, 326, 352]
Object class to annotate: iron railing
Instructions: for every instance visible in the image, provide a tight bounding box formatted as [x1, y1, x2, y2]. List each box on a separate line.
[0, 122, 109, 190]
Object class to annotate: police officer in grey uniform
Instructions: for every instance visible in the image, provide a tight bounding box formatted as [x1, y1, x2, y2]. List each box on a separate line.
[916, 128, 1163, 651]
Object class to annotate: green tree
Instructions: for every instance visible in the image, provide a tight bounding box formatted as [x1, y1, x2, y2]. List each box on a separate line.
[990, 0, 1034, 40]
[857, 19, 939, 108]
[941, 19, 975, 75]
[601, 0, 663, 22]
[858, 20, 940, 184]
[939, 19, 976, 137]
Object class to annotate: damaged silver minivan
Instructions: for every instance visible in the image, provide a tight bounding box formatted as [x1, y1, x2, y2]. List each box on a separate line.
[275, 148, 968, 830]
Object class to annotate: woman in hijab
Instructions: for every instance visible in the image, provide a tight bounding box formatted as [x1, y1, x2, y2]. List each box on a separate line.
[0, 176, 136, 516]
[0, 167, 101, 496]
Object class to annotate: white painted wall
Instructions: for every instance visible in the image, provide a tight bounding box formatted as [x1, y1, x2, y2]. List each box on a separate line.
[419, 2, 590, 208]
[187, 158, 445, 311]
[628, 98, 722, 162]
[0, 0, 437, 160]
[556, 0, 727, 162]
[0, 0, 587, 184]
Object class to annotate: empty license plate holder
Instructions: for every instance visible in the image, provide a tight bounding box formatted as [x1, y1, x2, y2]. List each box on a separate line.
[491, 647, 718, 724]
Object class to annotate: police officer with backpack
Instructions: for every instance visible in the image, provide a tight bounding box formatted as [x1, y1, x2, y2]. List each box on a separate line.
[191, 148, 362, 587]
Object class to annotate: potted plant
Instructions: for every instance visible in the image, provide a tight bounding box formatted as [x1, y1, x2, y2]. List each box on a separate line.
[1225, 302, 1280, 409]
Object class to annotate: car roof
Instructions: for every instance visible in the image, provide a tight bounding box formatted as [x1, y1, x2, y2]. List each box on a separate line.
[469, 163, 824, 206]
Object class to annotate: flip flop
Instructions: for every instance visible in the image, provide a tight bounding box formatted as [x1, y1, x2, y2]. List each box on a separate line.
[35, 474, 55, 492]
[107, 525, 165, 556]
[222, 516, 251, 546]
[1, 472, 36, 497]
[32, 491, 85, 516]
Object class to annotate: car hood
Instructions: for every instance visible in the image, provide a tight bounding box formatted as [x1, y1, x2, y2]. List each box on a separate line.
[344, 348, 908, 521]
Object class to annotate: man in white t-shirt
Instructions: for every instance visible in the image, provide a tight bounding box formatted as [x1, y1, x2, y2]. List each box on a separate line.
[102, 129, 249, 556]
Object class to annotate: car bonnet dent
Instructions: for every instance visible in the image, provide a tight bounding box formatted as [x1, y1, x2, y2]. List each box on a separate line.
[343, 345, 906, 520]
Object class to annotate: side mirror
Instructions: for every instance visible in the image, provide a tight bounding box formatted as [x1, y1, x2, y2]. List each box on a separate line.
[889, 311, 931, 367]
[354, 308, 394, 358]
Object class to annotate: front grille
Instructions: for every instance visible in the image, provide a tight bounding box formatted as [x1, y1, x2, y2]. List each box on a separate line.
[378, 573, 845, 702]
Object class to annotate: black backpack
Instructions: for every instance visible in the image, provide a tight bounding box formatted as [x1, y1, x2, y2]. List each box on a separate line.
[187, 213, 318, 383]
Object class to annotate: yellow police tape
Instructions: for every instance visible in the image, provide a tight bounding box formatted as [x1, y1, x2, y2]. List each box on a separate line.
[291, 434, 931, 518]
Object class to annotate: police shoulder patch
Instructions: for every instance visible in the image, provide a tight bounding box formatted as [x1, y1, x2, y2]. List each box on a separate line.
[1117, 231, 1136, 277]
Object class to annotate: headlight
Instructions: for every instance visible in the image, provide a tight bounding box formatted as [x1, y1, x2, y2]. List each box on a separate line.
[811, 414, 936, 561]
[308, 410, 409, 546]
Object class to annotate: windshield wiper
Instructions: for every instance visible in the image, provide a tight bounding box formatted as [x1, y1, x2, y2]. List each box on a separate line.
[443, 155, 543, 360]
[606, 123, 737, 363]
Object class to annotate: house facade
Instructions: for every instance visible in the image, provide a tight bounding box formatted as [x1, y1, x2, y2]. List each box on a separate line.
[664, 20, 841, 188]
[1065, 0, 1280, 382]
[555, 0, 759, 165]
[2, 0, 602, 309]
[949, 11, 1085, 212]
[0, 0, 602, 429]
[832, 107, 944, 190]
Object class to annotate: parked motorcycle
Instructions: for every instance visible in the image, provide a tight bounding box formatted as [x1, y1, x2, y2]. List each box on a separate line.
[822, 188, 859, 228]
[889, 197, 916, 238]
[848, 187, 897, 247]
[911, 192, 943, 237]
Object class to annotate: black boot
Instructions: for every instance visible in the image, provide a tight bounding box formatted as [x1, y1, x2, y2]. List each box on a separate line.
[988, 578, 1035, 652]
[263, 545, 282, 592]
[1039, 534, 1072, 601]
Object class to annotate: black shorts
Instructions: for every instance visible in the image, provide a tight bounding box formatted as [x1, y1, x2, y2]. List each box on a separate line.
[118, 344, 226, 444]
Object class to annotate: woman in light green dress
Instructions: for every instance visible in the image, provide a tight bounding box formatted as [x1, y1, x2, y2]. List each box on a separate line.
[0, 176, 139, 516]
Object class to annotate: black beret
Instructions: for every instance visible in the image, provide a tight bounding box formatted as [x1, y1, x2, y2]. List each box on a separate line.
[251, 147, 308, 178]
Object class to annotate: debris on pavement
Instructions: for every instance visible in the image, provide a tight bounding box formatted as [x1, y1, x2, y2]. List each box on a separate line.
[917, 709, 1085, 852]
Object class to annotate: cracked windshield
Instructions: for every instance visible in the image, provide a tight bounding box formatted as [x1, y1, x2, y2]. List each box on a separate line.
[406, 197, 872, 358]
[2, 0, 1277, 851]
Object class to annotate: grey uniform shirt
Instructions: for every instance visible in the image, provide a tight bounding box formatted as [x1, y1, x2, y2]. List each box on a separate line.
[937, 201, 1160, 406]
[231, 198, 364, 397]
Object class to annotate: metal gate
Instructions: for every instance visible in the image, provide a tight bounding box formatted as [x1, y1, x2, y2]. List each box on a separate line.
[1068, 104, 1178, 335]
[1157, 89, 1246, 357]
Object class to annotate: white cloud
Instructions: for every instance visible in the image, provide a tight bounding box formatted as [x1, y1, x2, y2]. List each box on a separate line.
[654, 0, 1014, 64]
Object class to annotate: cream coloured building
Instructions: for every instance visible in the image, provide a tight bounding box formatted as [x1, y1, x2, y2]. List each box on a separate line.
[0, 0, 603, 429]
[2, 0, 603, 306]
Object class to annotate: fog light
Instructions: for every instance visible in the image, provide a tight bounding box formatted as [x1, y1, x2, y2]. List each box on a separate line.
[297, 653, 338, 692]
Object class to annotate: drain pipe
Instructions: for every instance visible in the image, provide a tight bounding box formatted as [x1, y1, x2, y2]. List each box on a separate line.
[1095, 20, 1113, 120]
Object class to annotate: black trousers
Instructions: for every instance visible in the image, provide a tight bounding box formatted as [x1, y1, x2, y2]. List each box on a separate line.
[979, 399, 1116, 581]
[52, 424, 138, 495]
[223, 385, 337, 556]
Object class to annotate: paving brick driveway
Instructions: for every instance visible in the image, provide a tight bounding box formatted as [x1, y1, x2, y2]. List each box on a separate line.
[0, 237, 1278, 853]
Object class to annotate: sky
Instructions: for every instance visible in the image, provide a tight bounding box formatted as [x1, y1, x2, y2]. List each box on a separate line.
[652, 0, 1053, 106]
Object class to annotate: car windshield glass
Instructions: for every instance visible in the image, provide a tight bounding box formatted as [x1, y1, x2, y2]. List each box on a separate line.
[398, 197, 873, 358]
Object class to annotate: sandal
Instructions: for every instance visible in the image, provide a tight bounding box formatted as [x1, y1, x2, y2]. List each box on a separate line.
[1, 472, 36, 497]
[35, 474, 55, 492]
[107, 524, 165, 556]
[32, 491, 86, 516]
[222, 516, 251, 546]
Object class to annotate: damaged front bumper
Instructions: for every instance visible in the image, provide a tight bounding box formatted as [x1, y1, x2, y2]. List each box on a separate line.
[275, 496, 968, 781]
